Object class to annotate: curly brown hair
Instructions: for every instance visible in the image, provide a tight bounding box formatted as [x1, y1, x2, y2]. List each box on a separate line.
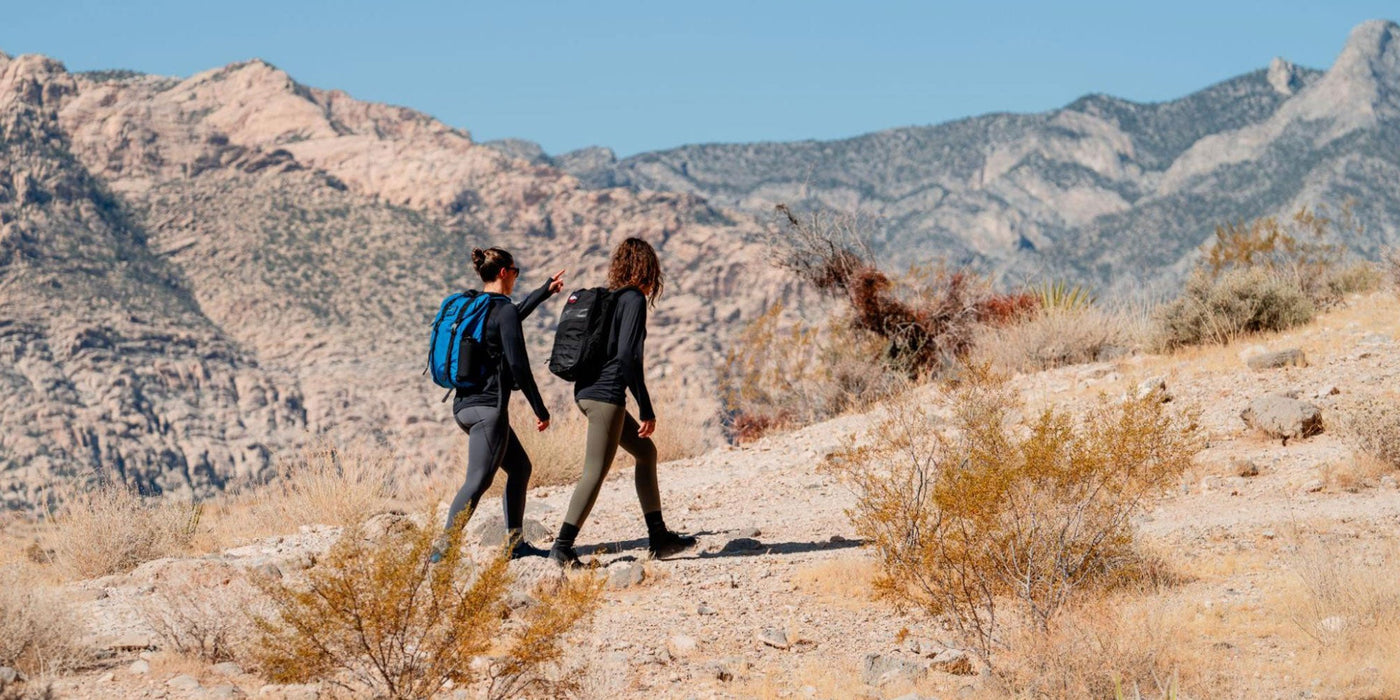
[607, 237, 664, 306]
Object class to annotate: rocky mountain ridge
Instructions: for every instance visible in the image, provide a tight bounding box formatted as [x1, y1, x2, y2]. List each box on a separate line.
[498, 19, 1400, 294]
[0, 50, 801, 507]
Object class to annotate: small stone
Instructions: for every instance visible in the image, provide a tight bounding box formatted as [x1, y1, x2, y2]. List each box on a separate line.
[607, 561, 645, 589]
[1232, 458, 1260, 478]
[207, 686, 245, 699]
[0, 667, 17, 684]
[1136, 376, 1171, 402]
[1241, 394, 1324, 443]
[888, 694, 929, 700]
[1380, 475, 1399, 490]
[930, 648, 975, 675]
[702, 574, 738, 589]
[1318, 616, 1348, 633]
[697, 603, 716, 615]
[1246, 348, 1307, 371]
[106, 632, 155, 651]
[862, 653, 929, 686]
[167, 674, 202, 692]
[98, 672, 116, 683]
[667, 634, 699, 658]
[211, 662, 244, 677]
[1302, 479, 1325, 494]
[129, 659, 151, 675]
[255, 563, 283, 579]
[473, 516, 551, 548]
[735, 527, 762, 538]
[757, 627, 790, 650]
[709, 662, 734, 682]
[722, 537, 764, 553]
[258, 684, 320, 700]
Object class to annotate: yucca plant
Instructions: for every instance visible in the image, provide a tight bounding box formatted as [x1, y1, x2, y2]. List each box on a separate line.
[1036, 280, 1095, 311]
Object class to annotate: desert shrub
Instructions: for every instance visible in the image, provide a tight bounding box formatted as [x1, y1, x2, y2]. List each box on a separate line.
[825, 369, 1199, 665]
[253, 515, 602, 699]
[1153, 267, 1314, 350]
[134, 562, 265, 663]
[0, 565, 86, 675]
[1332, 392, 1400, 470]
[47, 486, 200, 579]
[1204, 204, 1381, 306]
[973, 306, 1132, 373]
[771, 204, 995, 375]
[1035, 280, 1094, 312]
[1386, 247, 1400, 291]
[718, 303, 906, 441]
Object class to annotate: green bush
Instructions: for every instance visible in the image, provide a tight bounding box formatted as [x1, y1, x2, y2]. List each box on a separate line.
[1154, 267, 1314, 350]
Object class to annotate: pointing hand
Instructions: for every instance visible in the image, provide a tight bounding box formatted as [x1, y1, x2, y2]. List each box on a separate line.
[548, 269, 566, 294]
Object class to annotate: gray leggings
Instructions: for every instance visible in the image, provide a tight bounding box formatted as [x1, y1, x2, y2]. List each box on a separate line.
[443, 405, 532, 536]
[562, 399, 661, 529]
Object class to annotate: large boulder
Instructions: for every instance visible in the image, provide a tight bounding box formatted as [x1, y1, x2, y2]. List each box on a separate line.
[1241, 394, 1323, 443]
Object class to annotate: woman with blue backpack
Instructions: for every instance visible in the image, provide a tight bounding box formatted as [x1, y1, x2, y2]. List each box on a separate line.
[549, 237, 696, 567]
[432, 247, 564, 561]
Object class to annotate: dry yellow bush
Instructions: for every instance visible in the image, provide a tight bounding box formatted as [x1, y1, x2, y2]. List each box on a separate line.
[252, 514, 602, 699]
[46, 485, 199, 579]
[826, 368, 1199, 664]
[0, 564, 86, 676]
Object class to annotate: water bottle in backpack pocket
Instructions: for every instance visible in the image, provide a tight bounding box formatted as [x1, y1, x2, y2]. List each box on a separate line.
[427, 291, 502, 392]
[548, 287, 617, 382]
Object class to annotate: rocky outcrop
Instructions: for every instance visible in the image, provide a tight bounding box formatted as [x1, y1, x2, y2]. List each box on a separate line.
[1241, 394, 1324, 443]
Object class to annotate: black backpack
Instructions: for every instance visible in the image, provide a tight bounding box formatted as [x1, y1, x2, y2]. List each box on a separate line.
[548, 287, 617, 381]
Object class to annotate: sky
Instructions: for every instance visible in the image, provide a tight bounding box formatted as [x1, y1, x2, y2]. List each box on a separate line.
[1, 1, 1395, 157]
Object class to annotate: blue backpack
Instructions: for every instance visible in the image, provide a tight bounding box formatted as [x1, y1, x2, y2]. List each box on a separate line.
[427, 290, 503, 394]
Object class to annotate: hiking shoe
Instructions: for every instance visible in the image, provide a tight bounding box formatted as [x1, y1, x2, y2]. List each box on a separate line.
[550, 544, 582, 569]
[648, 530, 698, 559]
[510, 540, 550, 560]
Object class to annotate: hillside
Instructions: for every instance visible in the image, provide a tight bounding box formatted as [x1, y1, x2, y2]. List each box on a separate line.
[20, 289, 1400, 699]
[504, 20, 1400, 294]
[0, 52, 803, 504]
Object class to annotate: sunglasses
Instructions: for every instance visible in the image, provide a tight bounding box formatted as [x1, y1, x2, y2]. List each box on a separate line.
[505, 266, 521, 274]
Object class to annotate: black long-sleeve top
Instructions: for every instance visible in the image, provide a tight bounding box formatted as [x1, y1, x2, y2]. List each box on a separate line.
[574, 288, 654, 421]
[454, 281, 555, 422]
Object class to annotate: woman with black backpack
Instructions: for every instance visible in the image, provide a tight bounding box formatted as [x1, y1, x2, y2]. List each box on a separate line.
[435, 247, 564, 562]
[550, 237, 696, 567]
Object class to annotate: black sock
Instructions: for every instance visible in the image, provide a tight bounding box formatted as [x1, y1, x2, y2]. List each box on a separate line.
[505, 527, 523, 547]
[555, 522, 580, 550]
[644, 511, 667, 538]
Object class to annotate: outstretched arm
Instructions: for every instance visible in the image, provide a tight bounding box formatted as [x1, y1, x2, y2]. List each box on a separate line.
[515, 269, 566, 320]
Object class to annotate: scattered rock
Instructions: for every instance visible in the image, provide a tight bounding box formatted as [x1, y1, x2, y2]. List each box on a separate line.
[607, 561, 645, 589]
[1318, 616, 1348, 634]
[1302, 479, 1325, 494]
[734, 527, 762, 539]
[888, 693, 933, 700]
[1136, 376, 1171, 402]
[362, 510, 414, 540]
[697, 603, 717, 616]
[207, 685, 246, 699]
[1246, 348, 1307, 370]
[1232, 458, 1260, 477]
[862, 653, 928, 686]
[722, 537, 764, 553]
[0, 668, 17, 684]
[254, 562, 283, 579]
[258, 684, 320, 700]
[211, 661, 244, 677]
[474, 517, 551, 548]
[756, 627, 790, 650]
[666, 634, 698, 658]
[1381, 475, 1399, 490]
[701, 574, 738, 589]
[1360, 333, 1390, 345]
[168, 674, 203, 692]
[129, 659, 151, 675]
[930, 648, 975, 675]
[1241, 394, 1323, 443]
[104, 632, 155, 651]
[1312, 385, 1340, 400]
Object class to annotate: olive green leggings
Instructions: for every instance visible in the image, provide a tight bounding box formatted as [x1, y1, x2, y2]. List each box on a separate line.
[562, 399, 661, 528]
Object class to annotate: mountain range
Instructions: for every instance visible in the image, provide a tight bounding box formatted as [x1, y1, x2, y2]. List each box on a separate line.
[2, 19, 1399, 507]
[492, 19, 1400, 295]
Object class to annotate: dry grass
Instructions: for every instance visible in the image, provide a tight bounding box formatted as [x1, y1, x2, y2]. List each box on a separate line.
[972, 306, 1138, 374]
[0, 563, 86, 676]
[133, 561, 266, 663]
[738, 658, 871, 700]
[790, 556, 881, 610]
[198, 441, 399, 550]
[1332, 391, 1400, 471]
[1153, 267, 1315, 351]
[46, 485, 200, 579]
[1275, 536, 1400, 697]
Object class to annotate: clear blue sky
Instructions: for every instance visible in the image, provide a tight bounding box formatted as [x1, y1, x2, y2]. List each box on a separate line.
[2, 1, 1394, 156]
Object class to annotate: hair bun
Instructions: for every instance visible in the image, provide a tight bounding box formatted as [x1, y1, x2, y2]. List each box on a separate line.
[470, 248, 486, 270]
